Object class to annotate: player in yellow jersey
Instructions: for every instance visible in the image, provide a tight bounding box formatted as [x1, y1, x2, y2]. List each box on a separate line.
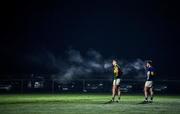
[110, 59, 123, 102]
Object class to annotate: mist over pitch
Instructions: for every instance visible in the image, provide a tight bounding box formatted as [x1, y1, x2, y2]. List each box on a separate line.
[50, 49, 146, 81]
[25, 48, 146, 81]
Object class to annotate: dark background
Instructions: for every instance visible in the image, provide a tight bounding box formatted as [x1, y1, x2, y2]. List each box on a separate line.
[0, 0, 179, 79]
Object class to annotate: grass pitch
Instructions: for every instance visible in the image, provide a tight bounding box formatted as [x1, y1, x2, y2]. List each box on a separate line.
[0, 94, 180, 114]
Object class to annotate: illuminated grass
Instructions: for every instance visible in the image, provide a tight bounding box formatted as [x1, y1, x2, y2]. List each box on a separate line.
[0, 94, 180, 114]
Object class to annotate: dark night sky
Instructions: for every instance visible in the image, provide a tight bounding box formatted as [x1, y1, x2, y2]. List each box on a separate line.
[0, 0, 180, 79]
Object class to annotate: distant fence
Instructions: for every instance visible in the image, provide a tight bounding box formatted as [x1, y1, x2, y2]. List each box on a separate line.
[0, 79, 180, 94]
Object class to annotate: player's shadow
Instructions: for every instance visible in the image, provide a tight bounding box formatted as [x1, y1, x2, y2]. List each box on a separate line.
[103, 100, 123, 104]
[102, 100, 154, 105]
[103, 100, 113, 104]
[137, 101, 153, 104]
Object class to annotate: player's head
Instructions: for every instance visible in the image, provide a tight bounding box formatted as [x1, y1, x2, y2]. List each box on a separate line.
[112, 59, 117, 66]
[146, 60, 153, 68]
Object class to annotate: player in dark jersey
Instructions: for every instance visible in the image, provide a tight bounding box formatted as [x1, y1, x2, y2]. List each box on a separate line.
[110, 60, 123, 102]
[144, 60, 155, 103]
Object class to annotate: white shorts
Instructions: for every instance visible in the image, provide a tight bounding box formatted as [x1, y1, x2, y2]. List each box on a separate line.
[145, 81, 153, 88]
[113, 78, 121, 86]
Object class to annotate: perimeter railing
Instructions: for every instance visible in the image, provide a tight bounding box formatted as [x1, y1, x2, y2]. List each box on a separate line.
[0, 79, 179, 94]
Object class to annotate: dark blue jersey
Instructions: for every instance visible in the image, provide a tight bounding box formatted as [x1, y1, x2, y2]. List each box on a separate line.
[146, 67, 155, 81]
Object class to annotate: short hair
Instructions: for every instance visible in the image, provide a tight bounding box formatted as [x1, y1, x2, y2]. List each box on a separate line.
[112, 58, 118, 62]
[147, 60, 153, 66]
[112, 59, 117, 62]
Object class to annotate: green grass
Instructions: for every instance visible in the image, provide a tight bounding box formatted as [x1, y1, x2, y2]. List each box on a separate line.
[0, 94, 180, 114]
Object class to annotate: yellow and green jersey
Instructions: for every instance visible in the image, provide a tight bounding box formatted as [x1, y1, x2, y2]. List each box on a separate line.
[113, 65, 121, 79]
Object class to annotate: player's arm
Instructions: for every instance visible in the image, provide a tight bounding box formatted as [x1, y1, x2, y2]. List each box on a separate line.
[151, 71, 155, 76]
[147, 71, 150, 77]
[114, 67, 118, 73]
[113, 67, 119, 76]
[150, 68, 155, 76]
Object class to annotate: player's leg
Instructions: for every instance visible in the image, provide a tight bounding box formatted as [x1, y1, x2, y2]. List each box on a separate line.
[144, 82, 148, 102]
[116, 79, 121, 102]
[149, 87, 154, 102]
[117, 85, 121, 102]
[112, 85, 117, 101]
[111, 80, 116, 102]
